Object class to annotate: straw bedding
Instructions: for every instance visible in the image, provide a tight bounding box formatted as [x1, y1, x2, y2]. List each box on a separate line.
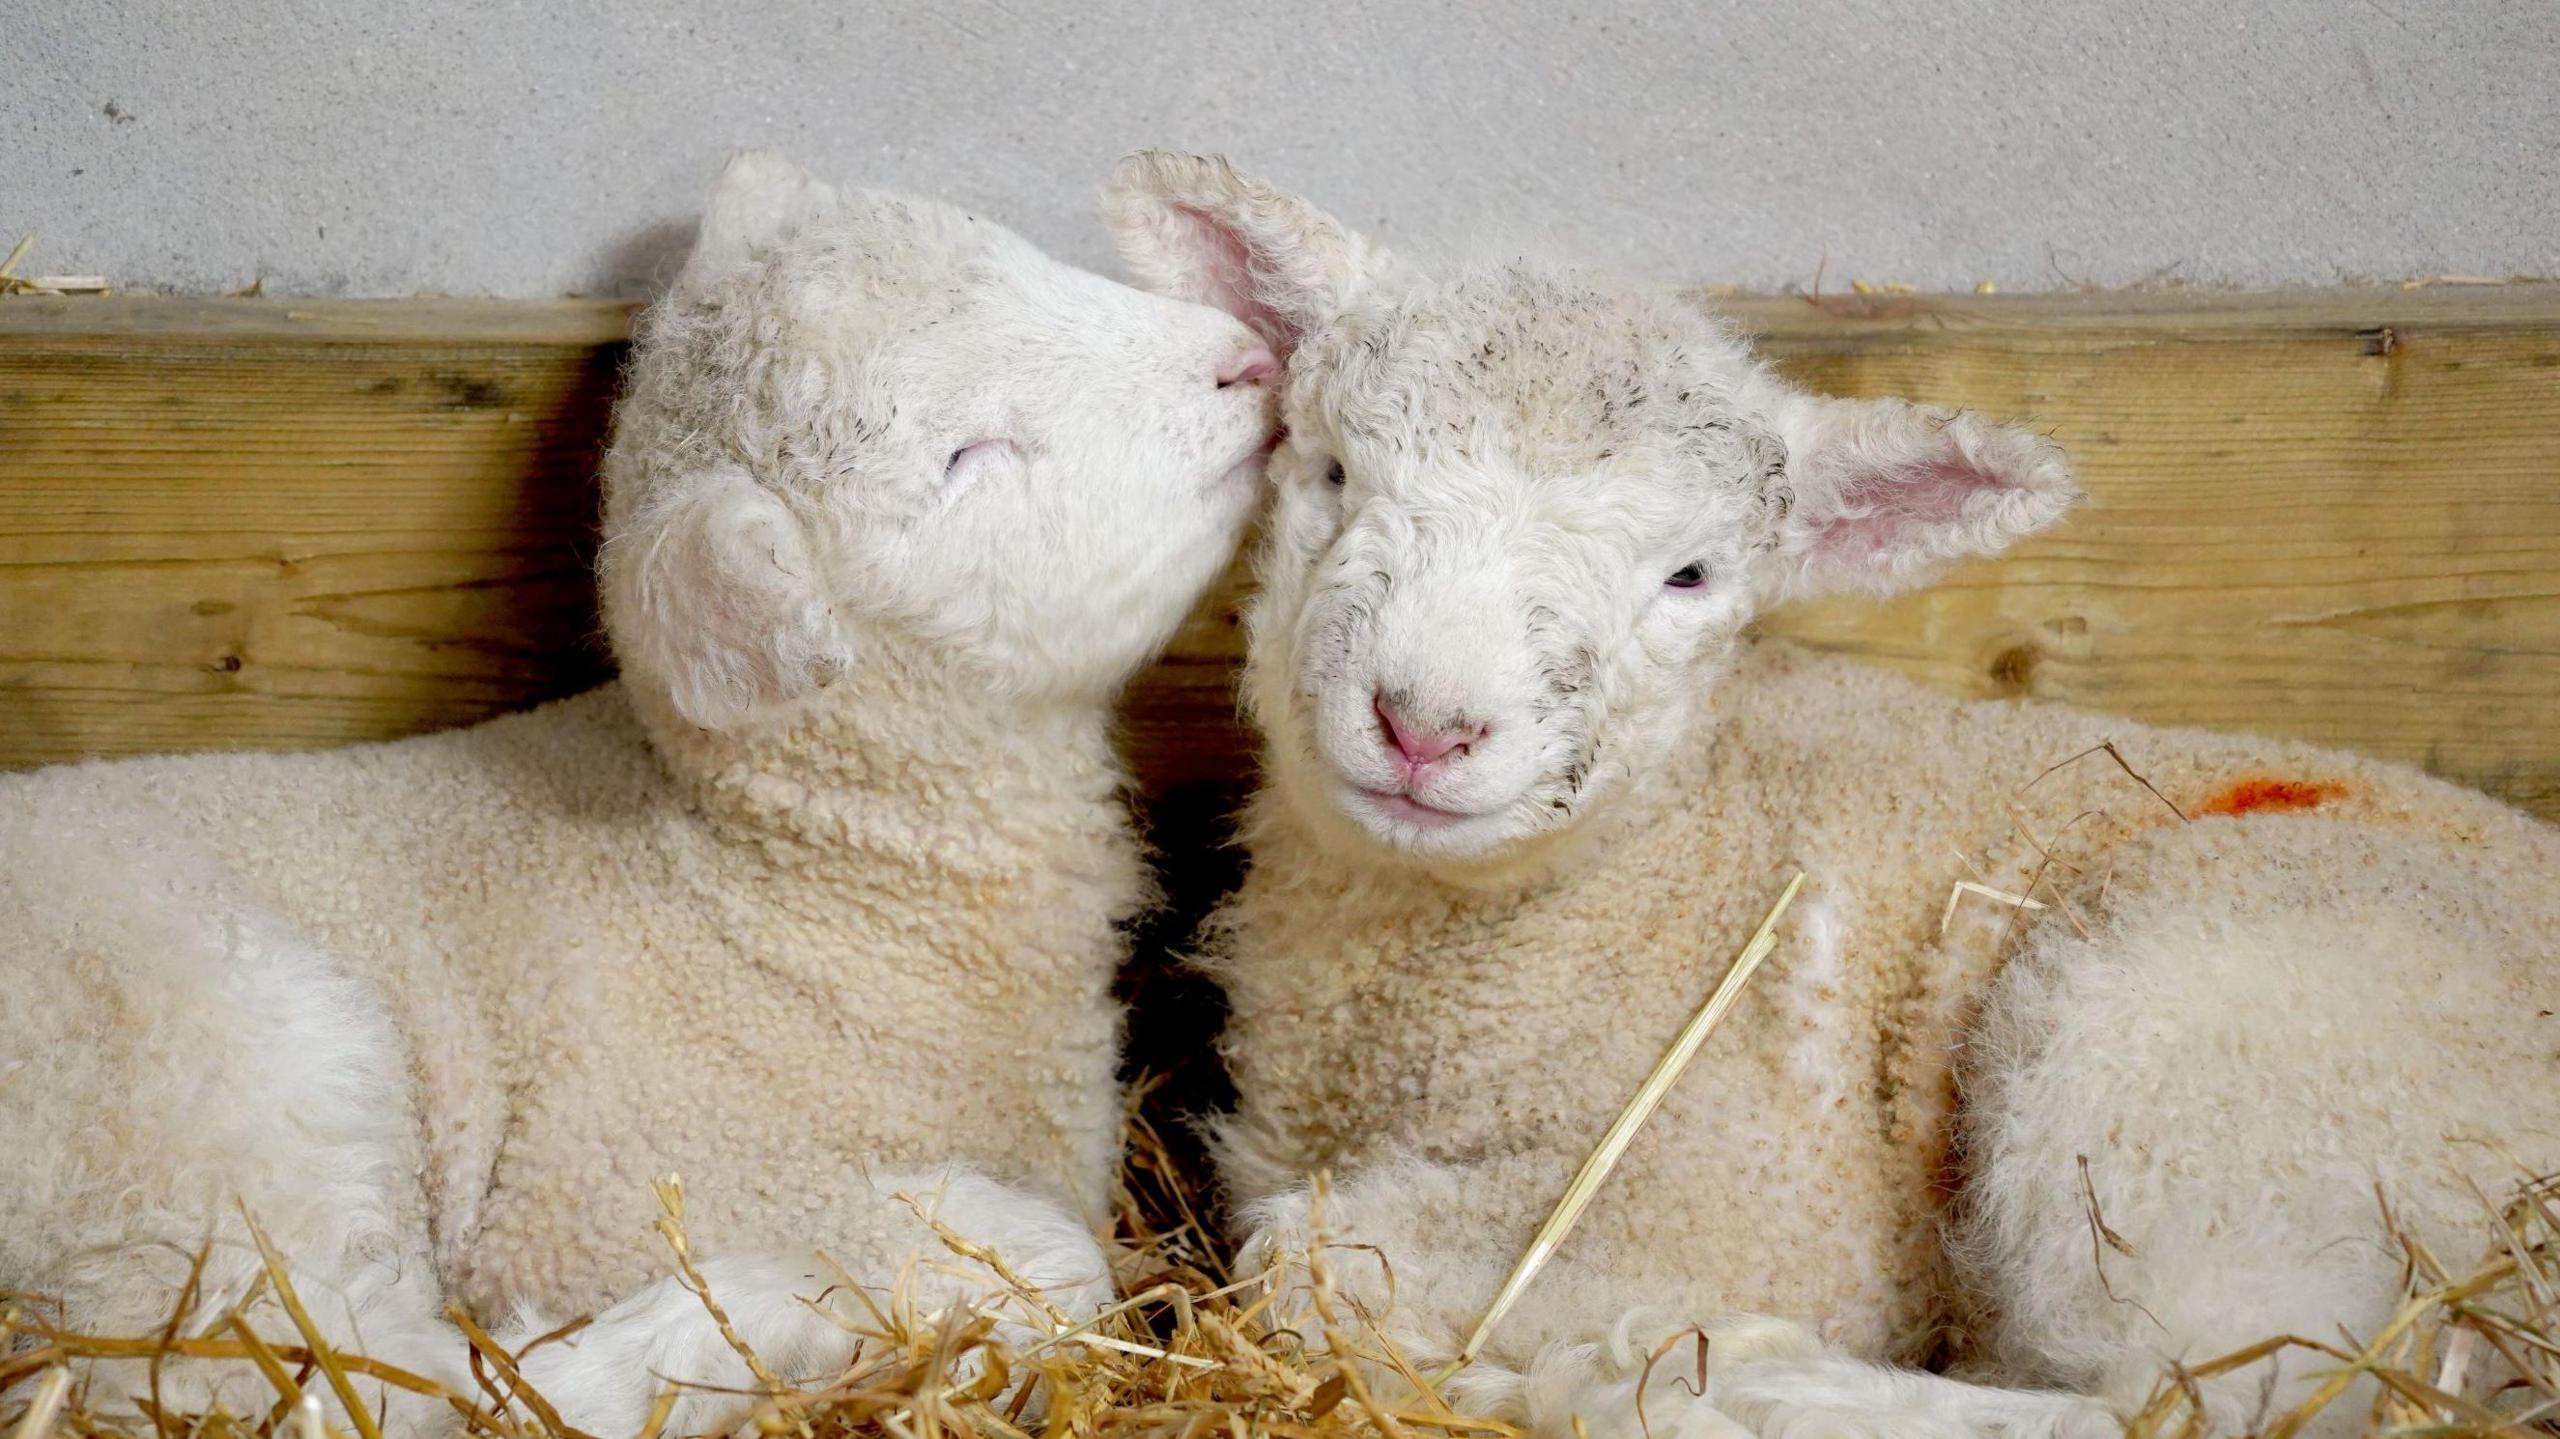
[5, 1080, 2553, 1439]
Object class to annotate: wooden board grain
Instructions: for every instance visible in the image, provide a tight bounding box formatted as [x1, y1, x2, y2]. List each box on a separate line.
[1746, 292, 2560, 822]
[0, 299, 624, 762]
[3, 289, 2556, 818]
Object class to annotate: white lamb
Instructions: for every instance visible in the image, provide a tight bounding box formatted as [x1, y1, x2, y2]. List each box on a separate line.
[0, 150, 1283, 1437]
[1102, 151, 2560, 1439]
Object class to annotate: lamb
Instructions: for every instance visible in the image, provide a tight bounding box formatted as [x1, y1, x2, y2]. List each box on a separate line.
[1101, 150, 2560, 1439]
[0, 149, 1283, 1438]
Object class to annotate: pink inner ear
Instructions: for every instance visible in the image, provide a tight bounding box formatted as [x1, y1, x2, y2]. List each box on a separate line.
[1170, 203, 1295, 357]
[1812, 457, 1998, 559]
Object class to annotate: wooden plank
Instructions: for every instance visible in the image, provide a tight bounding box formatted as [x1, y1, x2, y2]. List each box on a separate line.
[1747, 294, 2560, 823]
[2, 289, 2555, 820]
[0, 299, 621, 762]
[0, 296, 635, 343]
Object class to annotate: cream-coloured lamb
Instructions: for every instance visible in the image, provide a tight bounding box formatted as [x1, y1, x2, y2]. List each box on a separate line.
[1103, 151, 2560, 1439]
[0, 150, 1282, 1437]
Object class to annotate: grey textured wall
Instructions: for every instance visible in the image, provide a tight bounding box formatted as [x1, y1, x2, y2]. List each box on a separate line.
[5, 1, 2555, 298]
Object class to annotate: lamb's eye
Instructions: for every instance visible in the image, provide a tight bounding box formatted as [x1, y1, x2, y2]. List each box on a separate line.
[1324, 460, 1346, 487]
[945, 439, 1012, 481]
[1665, 562, 1709, 590]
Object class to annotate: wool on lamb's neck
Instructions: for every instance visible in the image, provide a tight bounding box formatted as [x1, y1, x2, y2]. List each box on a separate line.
[630, 633, 1134, 873]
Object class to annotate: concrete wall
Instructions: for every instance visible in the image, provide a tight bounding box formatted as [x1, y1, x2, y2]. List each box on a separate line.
[5, 0, 2555, 298]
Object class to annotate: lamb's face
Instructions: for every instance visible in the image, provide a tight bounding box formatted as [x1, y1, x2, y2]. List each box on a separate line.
[1248, 268, 1788, 863]
[1107, 151, 2081, 877]
[602, 151, 1279, 727]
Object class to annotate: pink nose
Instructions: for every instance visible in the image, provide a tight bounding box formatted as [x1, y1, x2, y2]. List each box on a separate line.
[1375, 693, 1487, 771]
[1217, 347, 1282, 388]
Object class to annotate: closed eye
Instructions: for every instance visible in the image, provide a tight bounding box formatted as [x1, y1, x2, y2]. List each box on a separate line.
[945, 439, 1016, 486]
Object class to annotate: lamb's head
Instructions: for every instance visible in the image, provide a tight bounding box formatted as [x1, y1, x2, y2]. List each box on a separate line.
[1107, 151, 2080, 877]
[601, 150, 1280, 729]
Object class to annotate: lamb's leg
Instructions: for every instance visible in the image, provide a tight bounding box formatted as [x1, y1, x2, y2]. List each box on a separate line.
[0, 828, 468, 1437]
[510, 1167, 1111, 1437]
[1239, 1158, 2108, 1439]
[1702, 1360, 2116, 1439]
[1958, 816, 2560, 1437]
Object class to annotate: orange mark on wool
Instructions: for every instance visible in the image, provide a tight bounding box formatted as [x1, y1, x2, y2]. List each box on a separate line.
[2190, 776, 2350, 820]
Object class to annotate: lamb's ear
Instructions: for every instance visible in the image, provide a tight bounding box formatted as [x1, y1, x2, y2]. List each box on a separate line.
[675, 149, 839, 293]
[600, 467, 851, 729]
[1752, 391, 2082, 602]
[1101, 149, 1388, 358]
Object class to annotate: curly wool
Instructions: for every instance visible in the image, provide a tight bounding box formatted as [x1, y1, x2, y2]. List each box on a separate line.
[0, 149, 1278, 1437]
[1103, 150, 2560, 1439]
[1217, 643, 2559, 1429]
